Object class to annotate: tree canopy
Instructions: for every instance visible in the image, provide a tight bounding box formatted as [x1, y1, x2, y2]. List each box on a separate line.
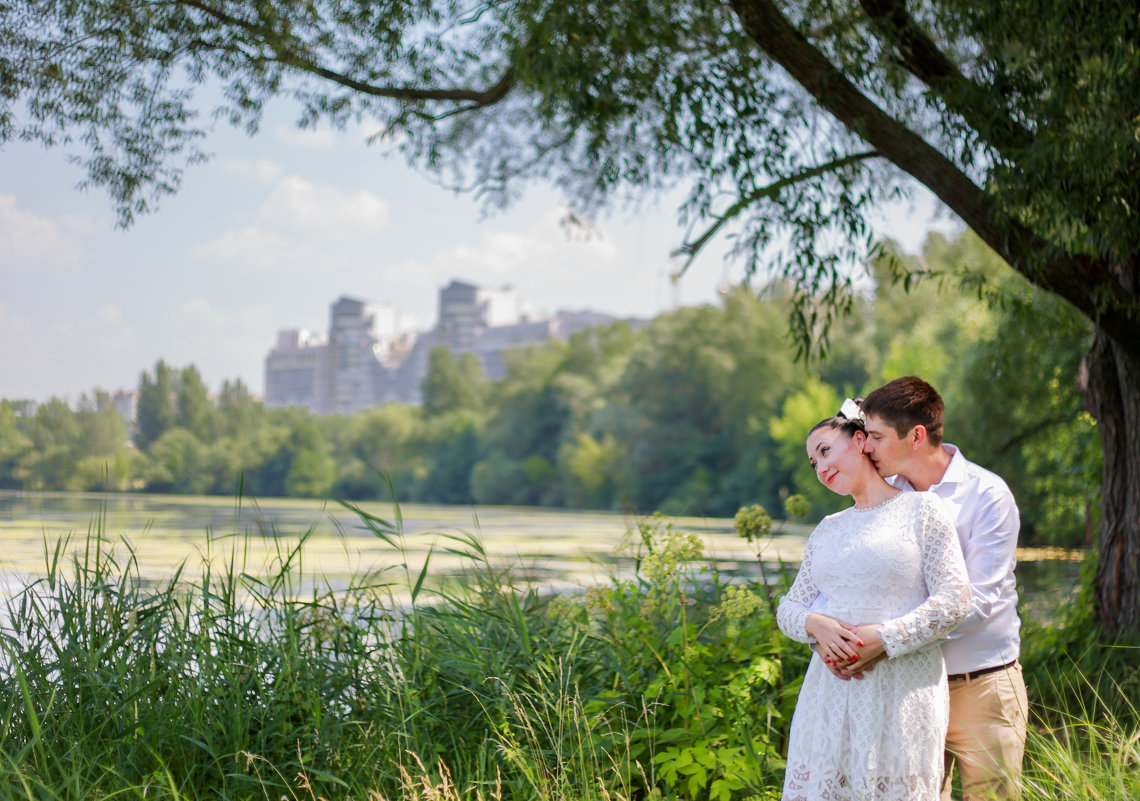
[3, 0, 1137, 632]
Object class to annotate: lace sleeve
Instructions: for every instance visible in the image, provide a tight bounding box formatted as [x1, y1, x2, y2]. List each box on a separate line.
[879, 496, 970, 659]
[776, 527, 823, 644]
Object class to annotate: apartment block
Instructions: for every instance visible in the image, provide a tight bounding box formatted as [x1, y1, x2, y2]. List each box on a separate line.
[264, 282, 620, 414]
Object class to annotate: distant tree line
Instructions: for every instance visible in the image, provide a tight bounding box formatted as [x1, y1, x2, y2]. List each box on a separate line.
[0, 232, 1098, 546]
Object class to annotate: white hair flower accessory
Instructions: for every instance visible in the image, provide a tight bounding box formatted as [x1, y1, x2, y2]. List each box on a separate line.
[838, 398, 864, 421]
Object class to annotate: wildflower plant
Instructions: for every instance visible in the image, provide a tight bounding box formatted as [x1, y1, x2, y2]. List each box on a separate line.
[585, 513, 797, 801]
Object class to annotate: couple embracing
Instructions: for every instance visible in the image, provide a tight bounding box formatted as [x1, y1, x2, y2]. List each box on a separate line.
[776, 377, 1028, 801]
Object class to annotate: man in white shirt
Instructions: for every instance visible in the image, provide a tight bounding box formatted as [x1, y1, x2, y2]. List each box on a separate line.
[841, 376, 1028, 800]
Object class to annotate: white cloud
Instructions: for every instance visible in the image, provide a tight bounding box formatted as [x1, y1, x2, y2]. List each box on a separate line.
[272, 124, 341, 149]
[0, 196, 95, 272]
[172, 297, 226, 329]
[395, 204, 674, 318]
[436, 205, 617, 279]
[190, 226, 286, 269]
[258, 175, 390, 231]
[189, 174, 390, 270]
[222, 158, 285, 184]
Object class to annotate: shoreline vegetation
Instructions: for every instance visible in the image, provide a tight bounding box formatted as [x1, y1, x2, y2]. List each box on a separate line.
[0, 490, 1081, 628]
[0, 237, 1103, 554]
[0, 499, 1135, 800]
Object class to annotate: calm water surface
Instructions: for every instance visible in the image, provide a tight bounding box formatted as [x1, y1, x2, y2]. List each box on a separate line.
[0, 490, 804, 594]
[0, 491, 1079, 622]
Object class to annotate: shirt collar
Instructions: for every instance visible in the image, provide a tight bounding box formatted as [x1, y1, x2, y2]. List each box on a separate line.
[886, 443, 966, 491]
[929, 443, 966, 489]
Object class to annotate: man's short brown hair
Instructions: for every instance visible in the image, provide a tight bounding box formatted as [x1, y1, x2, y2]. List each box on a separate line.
[860, 376, 945, 446]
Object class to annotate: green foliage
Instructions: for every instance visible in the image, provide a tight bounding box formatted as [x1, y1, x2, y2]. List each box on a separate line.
[583, 514, 802, 800]
[0, 508, 1134, 801]
[867, 235, 1005, 389]
[471, 452, 534, 506]
[0, 401, 31, 488]
[937, 0, 1140, 266]
[951, 286, 1099, 546]
[733, 504, 772, 544]
[561, 431, 625, 509]
[422, 347, 488, 416]
[136, 361, 177, 452]
[602, 291, 801, 517]
[329, 403, 427, 500]
[420, 418, 481, 505]
[176, 364, 215, 442]
[18, 398, 82, 489]
[1020, 714, 1140, 801]
[145, 427, 213, 494]
[1021, 553, 1140, 729]
[768, 377, 847, 519]
[0, 502, 805, 801]
[216, 378, 259, 440]
[784, 494, 810, 520]
[284, 421, 336, 498]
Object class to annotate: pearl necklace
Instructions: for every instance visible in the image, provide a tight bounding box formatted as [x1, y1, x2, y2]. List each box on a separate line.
[853, 491, 904, 512]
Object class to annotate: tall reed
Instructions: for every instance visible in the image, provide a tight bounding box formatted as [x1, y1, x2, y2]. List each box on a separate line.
[1, 502, 1135, 801]
[0, 501, 705, 800]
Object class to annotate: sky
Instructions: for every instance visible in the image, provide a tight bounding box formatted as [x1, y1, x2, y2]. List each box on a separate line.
[1, 102, 961, 404]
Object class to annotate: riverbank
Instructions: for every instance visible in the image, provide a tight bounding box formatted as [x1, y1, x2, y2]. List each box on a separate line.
[0, 511, 794, 800]
[0, 503, 1131, 801]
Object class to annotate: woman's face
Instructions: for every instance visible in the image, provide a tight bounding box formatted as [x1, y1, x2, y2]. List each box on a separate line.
[806, 425, 870, 496]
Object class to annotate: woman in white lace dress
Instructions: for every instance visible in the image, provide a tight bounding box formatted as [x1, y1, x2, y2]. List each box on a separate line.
[776, 409, 970, 801]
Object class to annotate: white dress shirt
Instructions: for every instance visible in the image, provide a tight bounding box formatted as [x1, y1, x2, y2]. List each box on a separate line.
[889, 444, 1022, 675]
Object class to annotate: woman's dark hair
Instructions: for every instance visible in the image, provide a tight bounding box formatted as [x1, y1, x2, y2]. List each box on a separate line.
[809, 415, 865, 439]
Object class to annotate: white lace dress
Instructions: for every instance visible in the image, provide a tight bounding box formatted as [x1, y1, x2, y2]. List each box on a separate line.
[776, 491, 970, 801]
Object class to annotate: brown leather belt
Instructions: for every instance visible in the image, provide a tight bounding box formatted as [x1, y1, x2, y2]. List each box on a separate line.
[948, 659, 1018, 682]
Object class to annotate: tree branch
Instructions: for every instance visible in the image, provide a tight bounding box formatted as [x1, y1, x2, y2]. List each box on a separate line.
[283, 55, 517, 110]
[670, 149, 881, 280]
[177, 0, 516, 110]
[857, 0, 1034, 157]
[995, 414, 1071, 458]
[727, 0, 1136, 347]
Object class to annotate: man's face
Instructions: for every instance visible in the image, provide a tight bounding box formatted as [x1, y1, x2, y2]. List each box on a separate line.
[861, 414, 912, 478]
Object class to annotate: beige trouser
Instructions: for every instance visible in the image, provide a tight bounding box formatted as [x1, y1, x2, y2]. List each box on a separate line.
[941, 661, 1029, 801]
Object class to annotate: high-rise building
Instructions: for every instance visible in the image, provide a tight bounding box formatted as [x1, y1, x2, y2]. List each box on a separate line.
[264, 296, 416, 414]
[264, 329, 327, 409]
[111, 389, 138, 426]
[264, 283, 622, 413]
[436, 280, 535, 352]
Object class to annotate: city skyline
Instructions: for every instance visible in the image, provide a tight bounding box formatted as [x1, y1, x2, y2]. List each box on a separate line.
[1, 102, 961, 403]
[264, 284, 629, 414]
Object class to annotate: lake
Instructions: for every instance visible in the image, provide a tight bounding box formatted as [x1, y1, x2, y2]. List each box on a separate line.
[0, 490, 1080, 621]
[0, 490, 810, 596]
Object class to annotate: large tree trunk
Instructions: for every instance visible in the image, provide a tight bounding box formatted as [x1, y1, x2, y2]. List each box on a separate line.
[1082, 330, 1140, 635]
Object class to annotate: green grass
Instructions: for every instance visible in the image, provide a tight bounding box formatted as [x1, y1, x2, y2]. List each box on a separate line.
[1022, 713, 1140, 800]
[0, 503, 1133, 801]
